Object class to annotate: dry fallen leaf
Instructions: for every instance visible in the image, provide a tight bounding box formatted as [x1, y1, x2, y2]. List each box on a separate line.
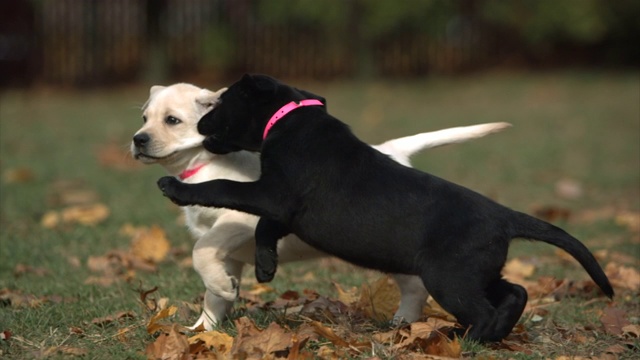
[40, 211, 60, 229]
[188, 330, 234, 357]
[2, 167, 34, 184]
[600, 306, 631, 336]
[605, 262, 640, 291]
[286, 333, 313, 360]
[247, 283, 275, 296]
[425, 334, 461, 358]
[307, 320, 370, 351]
[66, 255, 82, 268]
[333, 281, 359, 305]
[47, 180, 99, 206]
[299, 296, 352, 322]
[61, 203, 109, 225]
[145, 324, 190, 360]
[91, 311, 135, 327]
[555, 178, 583, 199]
[356, 276, 400, 321]
[604, 343, 628, 354]
[84, 247, 160, 287]
[622, 324, 640, 338]
[0, 288, 44, 308]
[233, 321, 292, 358]
[525, 276, 566, 299]
[147, 305, 178, 334]
[230, 317, 272, 358]
[503, 258, 536, 279]
[615, 211, 640, 233]
[315, 344, 341, 360]
[68, 326, 84, 335]
[374, 317, 457, 354]
[13, 264, 49, 277]
[532, 205, 571, 222]
[41, 203, 110, 228]
[423, 298, 457, 321]
[129, 225, 171, 263]
[86, 255, 113, 273]
[84, 275, 120, 287]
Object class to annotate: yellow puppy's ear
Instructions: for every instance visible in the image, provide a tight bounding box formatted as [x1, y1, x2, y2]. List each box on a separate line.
[213, 87, 228, 97]
[142, 85, 166, 110]
[196, 87, 227, 108]
[149, 85, 166, 97]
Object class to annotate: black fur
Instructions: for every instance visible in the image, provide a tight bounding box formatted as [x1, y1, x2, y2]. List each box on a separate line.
[158, 74, 613, 343]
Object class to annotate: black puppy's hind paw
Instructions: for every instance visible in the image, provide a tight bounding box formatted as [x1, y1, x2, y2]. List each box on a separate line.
[157, 176, 191, 206]
[255, 248, 278, 283]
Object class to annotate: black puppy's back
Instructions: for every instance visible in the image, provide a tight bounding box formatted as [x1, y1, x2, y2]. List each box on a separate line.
[262, 109, 512, 274]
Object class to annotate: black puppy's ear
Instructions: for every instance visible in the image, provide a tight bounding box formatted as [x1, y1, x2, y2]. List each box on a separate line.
[298, 89, 328, 110]
[240, 73, 253, 85]
[253, 74, 278, 92]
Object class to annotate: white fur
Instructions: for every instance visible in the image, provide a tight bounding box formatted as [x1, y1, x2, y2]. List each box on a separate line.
[132, 83, 511, 330]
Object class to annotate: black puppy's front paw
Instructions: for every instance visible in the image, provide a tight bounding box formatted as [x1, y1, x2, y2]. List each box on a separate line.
[255, 248, 278, 283]
[157, 176, 192, 206]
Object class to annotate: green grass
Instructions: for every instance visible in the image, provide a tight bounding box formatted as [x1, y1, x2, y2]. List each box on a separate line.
[1, 71, 639, 359]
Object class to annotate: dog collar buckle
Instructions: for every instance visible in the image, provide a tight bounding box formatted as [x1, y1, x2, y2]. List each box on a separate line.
[263, 99, 324, 139]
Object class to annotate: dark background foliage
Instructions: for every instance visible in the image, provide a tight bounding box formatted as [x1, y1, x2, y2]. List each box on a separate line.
[1, 0, 638, 88]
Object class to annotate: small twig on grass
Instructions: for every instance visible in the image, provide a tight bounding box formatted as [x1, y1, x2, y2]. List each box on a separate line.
[10, 335, 40, 349]
[91, 323, 145, 344]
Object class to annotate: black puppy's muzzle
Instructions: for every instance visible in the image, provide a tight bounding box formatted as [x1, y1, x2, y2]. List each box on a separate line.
[197, 108, 217, 135]
[202, 135, 242, 155]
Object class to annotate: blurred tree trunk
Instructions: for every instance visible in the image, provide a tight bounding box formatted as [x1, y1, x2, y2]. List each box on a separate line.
[143, 0, 169, 83]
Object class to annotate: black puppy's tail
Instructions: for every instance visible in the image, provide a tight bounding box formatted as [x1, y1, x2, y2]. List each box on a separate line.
[508, 211, 614, 298]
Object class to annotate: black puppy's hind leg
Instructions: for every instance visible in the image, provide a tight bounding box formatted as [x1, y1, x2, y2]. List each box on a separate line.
[420, 266, 500, 343]
[426, 276, 527, 342]
[486, 279, 528, 340]
[255, 218, 290, 283]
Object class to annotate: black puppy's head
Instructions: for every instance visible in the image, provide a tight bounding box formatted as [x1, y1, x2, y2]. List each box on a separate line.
[198, 74, 326, 152]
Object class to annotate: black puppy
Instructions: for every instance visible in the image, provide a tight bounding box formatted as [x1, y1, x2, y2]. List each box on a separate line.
[158, 74, 613, 342]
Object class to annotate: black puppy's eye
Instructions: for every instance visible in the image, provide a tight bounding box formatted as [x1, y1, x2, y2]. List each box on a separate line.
[142, 115, 147, 123]
[165, 116, 181, 125]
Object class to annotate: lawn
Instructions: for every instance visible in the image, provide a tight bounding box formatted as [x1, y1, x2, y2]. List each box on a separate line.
[1, 71, 638, 359]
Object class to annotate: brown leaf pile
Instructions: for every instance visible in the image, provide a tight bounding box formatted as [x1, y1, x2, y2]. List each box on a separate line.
[142, 278, 463, 360]
[145, 311, 460, 359]
[139, 249, 640, 360]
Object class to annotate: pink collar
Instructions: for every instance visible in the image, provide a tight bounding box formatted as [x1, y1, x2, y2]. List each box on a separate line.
[263, 99, 324, 139]
[179, 163, 206, 180]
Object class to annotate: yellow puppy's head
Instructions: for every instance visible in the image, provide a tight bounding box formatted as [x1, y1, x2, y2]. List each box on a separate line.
[131, 83, 226, 164]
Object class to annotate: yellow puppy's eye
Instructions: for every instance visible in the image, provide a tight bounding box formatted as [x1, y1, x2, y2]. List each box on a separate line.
[142, 115, 147, 123]
[166, 116, 181, 125]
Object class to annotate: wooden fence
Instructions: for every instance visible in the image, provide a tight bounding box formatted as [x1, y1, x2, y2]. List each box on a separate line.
[3, 0, 631, 87]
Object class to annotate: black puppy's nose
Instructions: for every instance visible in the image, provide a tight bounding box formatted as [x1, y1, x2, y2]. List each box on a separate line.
[133, 133, 150, 147]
